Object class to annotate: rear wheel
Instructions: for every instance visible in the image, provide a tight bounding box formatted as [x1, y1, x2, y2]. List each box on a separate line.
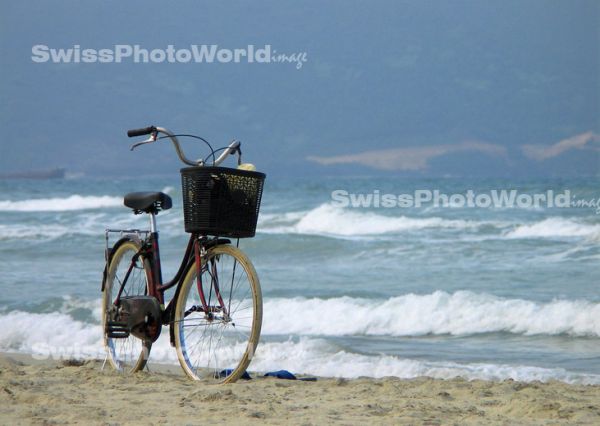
[102, 240, 152, 373]
[174, 244, 262, 383]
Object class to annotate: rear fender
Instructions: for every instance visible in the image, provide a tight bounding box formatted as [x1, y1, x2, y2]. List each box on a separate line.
[101, 235, 143, 292]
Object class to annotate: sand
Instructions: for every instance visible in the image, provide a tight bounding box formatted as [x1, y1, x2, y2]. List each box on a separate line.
[1, 353, 600, 425]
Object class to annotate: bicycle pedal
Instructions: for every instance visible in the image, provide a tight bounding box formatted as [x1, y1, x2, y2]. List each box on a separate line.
[106, 320, 130, 338]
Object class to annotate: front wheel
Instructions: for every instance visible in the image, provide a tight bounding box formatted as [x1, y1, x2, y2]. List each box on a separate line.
[174, 244, 262, 383]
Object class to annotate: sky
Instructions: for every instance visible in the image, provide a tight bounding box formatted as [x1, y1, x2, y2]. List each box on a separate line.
[0, 0, 598, 177]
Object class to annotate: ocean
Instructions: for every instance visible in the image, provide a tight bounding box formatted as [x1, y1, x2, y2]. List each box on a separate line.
[1, 175, 599, 384]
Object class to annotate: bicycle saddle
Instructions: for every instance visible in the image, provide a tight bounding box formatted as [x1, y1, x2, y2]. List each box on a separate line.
[124, 192, 172, 213]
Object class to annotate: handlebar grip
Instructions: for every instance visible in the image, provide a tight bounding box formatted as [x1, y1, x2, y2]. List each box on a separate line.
[127, 126, 156, 137]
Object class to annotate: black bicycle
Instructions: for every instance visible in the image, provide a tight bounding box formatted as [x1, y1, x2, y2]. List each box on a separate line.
[102, 125, 265, 383]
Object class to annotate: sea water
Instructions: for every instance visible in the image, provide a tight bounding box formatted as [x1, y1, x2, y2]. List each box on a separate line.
[1, 175, 599, 384]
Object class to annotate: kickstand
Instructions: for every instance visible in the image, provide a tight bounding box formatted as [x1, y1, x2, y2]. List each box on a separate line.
[101, 355, 108, 371]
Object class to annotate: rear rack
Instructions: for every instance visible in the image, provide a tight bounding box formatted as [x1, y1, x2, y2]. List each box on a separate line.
[104, 229, 150, 261]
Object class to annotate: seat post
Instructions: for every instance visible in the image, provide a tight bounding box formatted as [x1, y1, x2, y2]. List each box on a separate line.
[149, 212, 158, 234]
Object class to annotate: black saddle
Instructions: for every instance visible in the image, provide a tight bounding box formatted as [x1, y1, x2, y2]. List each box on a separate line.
[124, 192, 172, 213]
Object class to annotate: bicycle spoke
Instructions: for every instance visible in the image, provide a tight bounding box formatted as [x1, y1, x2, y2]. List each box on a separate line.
[103, 241, 150, 374]
[175, 245, 261, 383]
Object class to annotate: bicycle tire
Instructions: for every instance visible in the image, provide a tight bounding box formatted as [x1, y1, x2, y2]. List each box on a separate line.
[102, 239, 152, 374]
[174, 244, 262, 383]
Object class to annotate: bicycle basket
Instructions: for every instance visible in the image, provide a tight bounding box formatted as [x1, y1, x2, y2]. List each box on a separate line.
[180, 166, 266, 238]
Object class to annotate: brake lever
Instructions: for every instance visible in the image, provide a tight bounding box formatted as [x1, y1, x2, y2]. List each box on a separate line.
[130, 132, 158, 151]
[235, 144, 242, 165]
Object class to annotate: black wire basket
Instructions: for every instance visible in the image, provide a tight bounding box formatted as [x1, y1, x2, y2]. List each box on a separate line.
[180, 166, 266, 238]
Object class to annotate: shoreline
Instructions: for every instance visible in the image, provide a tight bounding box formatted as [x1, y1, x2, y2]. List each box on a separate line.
[2, 352, 600, 424]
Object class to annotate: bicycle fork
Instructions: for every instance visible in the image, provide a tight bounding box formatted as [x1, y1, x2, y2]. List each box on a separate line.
[192, 238, 230, 322]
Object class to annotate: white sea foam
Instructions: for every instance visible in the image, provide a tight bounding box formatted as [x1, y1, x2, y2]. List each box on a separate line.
[0, 224, 73, 240]
[0, 310, 103, 356]
[0, 213, 138, 241]
[504, 217, 600, 240]
[258, 203, 483, 237]
[0, 195, 123, 212]
[262, 291, 600, 337]
[252, 338, 600, 384]
[258, 204, 600, 242]
[0, 207, 169, 240]
[17, 292, 599, 343]
[1, 310, 598, 384]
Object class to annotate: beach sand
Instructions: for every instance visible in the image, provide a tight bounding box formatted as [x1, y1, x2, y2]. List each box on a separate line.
[1, 353, 600, 425]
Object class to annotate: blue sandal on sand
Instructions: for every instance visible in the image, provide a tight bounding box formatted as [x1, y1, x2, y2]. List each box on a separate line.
[264, 370, 317, 381]
[216, 369, 317, 381]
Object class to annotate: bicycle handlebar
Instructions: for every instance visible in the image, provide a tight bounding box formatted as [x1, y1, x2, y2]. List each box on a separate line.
[127, 126, 156, 138]
[126, 125, 241, 167]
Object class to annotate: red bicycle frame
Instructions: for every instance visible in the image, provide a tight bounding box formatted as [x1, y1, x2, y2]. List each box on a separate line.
[111, 231, 231, 328]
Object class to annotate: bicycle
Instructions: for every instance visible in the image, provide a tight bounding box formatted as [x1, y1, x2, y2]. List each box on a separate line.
[101, 125, 265, 384]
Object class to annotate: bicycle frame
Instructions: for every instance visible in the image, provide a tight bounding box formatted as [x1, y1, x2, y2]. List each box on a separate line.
[107, 223, 232, 342]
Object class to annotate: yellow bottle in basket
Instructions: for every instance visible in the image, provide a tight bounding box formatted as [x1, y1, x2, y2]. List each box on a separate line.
[237, 163, 256, 171]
